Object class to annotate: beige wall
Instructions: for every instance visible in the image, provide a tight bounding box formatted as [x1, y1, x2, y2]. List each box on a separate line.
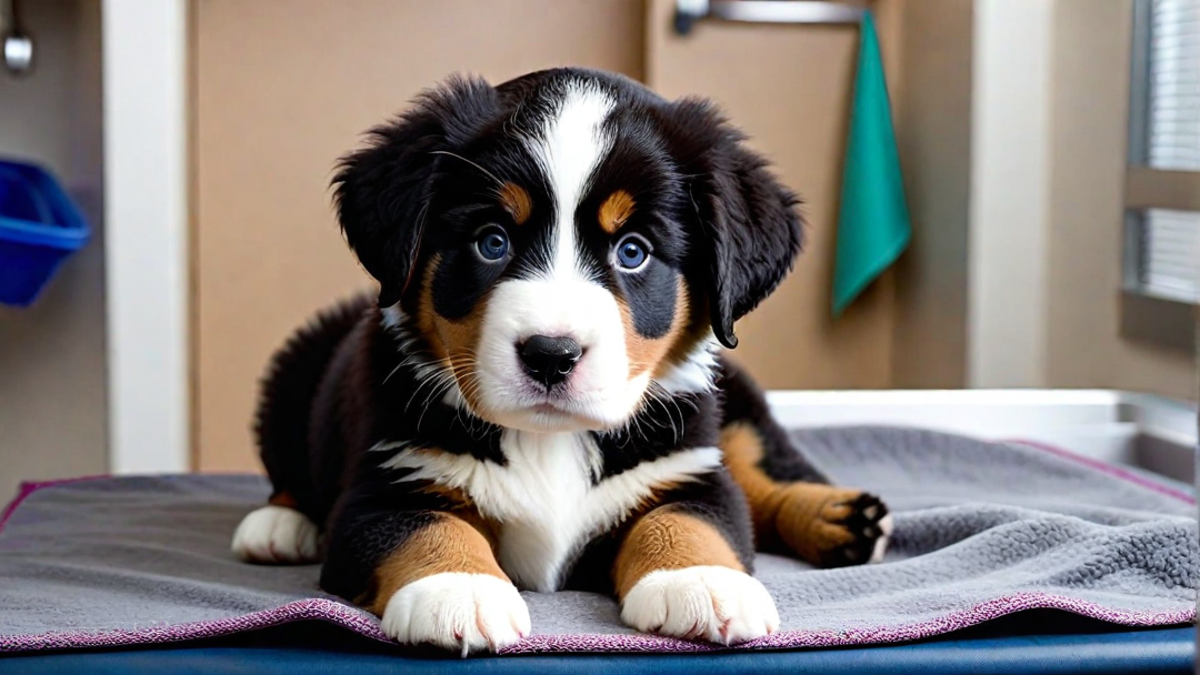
[0, 0, 106, 500]
[1046, 0, 1196, 400]
[890, 0, 973, 389]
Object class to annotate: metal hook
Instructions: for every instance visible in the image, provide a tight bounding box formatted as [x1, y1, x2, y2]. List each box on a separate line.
[1, 0, 34, 76]
[674, 0, 864, 36]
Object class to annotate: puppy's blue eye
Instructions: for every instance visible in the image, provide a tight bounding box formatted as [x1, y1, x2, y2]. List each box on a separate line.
[615, 235, 650, 271]
[476, 228, 509, 261]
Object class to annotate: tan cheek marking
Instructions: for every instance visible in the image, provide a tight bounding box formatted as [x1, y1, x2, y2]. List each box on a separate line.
[432, 304, 489, 411]
[415, 255, 489, 411]
[613, 508, 743, 599]
[414, 254, 447, 360]
[721, 422, 863, 562]
[363, 512, 507, 615]
[598, 190, 636, 234]
[659, 281, 711, 371]
[499, 182, 532, 225]
[619, 275, 689, 380]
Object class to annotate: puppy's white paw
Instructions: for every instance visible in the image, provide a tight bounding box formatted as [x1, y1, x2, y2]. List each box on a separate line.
[382, 572, 530, 656]
[231, 505, 320, 564]
[621, 565, 780, 645]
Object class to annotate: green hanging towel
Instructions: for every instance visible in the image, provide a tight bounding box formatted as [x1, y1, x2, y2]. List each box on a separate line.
[832, 11, 911, 316]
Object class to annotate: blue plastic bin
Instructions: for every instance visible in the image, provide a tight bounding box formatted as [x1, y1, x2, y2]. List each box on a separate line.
[0, 159, 91, 307]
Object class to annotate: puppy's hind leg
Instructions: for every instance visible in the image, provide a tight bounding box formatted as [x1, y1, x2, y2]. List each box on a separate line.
[234, 295, 372, 565]
[716, 357, 893, 567]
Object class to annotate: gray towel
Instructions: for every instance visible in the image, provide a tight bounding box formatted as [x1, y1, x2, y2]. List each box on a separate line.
[0, 427, 1195, 654]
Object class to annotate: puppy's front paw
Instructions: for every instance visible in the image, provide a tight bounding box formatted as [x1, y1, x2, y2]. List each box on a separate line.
[381, 572, 530, 656]
[620, 566, 779, 645]
[776, 486, 893, 567]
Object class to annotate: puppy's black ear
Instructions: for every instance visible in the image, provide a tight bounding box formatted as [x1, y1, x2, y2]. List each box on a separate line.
[333, 75, 499, 306]
[664, 98, 803, 349]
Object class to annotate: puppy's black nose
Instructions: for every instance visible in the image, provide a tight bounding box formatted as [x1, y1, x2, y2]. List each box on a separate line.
[518, 335, 582, 388]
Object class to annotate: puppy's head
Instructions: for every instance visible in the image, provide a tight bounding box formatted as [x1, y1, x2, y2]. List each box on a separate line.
[334, 69, 801, 433]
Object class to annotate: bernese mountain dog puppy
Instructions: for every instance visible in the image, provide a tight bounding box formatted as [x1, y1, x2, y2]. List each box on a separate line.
[231, 67, 891, 655]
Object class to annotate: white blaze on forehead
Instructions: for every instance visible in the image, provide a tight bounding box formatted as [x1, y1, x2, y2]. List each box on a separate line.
[526, 83, 615, 281]
[469, 82, 650, 430]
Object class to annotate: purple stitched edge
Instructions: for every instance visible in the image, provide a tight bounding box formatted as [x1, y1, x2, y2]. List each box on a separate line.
[1, 440, 1196, 655]
[0, 475, 107, 533]
[0, 592, 1192, 654]
[1007, 439, 1196, 505]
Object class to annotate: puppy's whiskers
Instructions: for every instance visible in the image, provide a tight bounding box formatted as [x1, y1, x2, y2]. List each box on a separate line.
[429, 150, 504, 188]
[403, 363, 456, 424]
[413, 359, 462, 432]
[445, 350, 490, 435]
[383, 351, 435, 385]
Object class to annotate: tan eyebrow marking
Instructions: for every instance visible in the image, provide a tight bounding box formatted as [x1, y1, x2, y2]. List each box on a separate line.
[598, 190, 636, 234]
[498, 182, 532, 225]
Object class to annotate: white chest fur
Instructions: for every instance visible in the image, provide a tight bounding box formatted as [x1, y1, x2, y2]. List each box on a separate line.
[381, 432, 722, 592]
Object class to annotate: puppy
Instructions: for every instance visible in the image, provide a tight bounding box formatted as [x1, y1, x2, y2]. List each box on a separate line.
[232, 68, 891, 655]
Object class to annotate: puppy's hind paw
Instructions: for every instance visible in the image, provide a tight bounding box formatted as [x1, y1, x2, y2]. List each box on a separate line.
[231, 505, 320, 564]
[776, 486, 893, 568]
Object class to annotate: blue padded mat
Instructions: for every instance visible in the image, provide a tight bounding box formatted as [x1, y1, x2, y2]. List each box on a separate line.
[0, 625, 1193, 675]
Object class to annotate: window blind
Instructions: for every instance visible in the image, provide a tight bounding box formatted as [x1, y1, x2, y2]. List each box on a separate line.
[1131, 0, 1200, 304]
[1147, 0, 1200, 171]
[1138, 209, 1200, 301]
